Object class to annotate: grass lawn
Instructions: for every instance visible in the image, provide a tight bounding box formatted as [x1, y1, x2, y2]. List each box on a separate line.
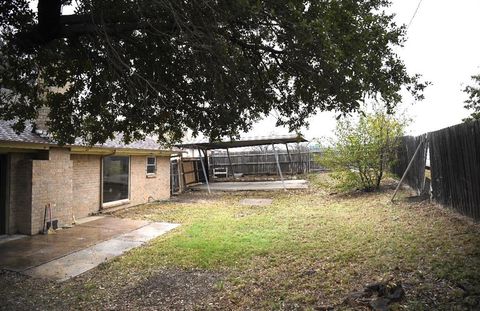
[1, 173, 480, 310]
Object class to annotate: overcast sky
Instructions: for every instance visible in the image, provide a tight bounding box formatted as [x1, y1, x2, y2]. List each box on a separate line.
[250, 0, 480, 141]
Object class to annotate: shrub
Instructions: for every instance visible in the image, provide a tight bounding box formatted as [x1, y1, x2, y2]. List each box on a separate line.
[318, 111, 406, 191]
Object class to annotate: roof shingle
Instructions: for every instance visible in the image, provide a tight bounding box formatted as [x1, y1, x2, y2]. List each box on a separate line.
[0, 120, 50, 144]
[0, 120, 168, 151]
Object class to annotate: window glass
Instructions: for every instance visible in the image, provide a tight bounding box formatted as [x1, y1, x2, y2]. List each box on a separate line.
[147, 157, 156, 174]
[147, 157, 155, 165]
[103, 156, 129, 203]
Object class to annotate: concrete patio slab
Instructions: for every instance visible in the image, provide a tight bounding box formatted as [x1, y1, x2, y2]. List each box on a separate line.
[74, 215, 105, 225]
[0, 217, 152, 272]
[22, 239, 142, 281]
[0, 234, 27, 245]
[117, 222, 180, 243]
[22, 222, 179, 281]
[78, 216, 150, 230]
[191, 180, 308, 192]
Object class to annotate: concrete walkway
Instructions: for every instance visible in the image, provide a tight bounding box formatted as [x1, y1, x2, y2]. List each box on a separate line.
[191, 180, 308, 191]
[0, 217, 179, 281]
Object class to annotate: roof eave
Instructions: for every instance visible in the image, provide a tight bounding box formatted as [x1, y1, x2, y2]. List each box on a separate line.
[70, 146, 177, 156]
[0, 140, 178, 156]
[0, 140, 52, 150]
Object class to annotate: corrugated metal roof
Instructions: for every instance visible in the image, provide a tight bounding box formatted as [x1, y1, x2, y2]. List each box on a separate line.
[175, 134, 308, 150]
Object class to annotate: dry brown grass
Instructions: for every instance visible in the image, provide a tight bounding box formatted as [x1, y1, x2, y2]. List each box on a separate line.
[1, 173, 480, 310]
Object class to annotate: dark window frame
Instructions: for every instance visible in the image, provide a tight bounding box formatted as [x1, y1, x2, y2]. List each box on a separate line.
[102, 155, 130, 205]
[146, 156, 157, 175]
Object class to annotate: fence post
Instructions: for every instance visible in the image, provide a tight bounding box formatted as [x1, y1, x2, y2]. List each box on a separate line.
[391, 136, 425, 202]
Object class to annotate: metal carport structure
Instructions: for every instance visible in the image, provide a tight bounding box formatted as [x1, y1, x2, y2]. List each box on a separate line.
[174, 134, 308, 192]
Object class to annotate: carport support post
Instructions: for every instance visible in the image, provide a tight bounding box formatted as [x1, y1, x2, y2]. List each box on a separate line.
[272, 144, 287, 191]
[226, 148, 235, 178]
[198, 148, 211, 194]
[285, 143, 293, 175]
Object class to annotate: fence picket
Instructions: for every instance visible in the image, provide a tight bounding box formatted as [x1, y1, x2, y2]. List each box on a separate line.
[395, 120, 480, 220]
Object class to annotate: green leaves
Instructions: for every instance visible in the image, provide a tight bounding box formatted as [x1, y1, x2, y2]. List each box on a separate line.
[318, 110, 406, 191]
[463, 75, 480, 122]
[1, 0, 424, 145]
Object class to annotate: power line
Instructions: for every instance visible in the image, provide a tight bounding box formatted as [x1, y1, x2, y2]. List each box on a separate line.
[407, 0, 424, 30]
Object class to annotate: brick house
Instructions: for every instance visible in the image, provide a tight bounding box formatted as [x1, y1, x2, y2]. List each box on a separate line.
[0, 120, 176, 235]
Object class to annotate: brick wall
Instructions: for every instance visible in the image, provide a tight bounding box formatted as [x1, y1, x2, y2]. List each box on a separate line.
[71, 154, 101, 218]
[8, 153, 33, 234]
[6, 150, 171, 235]
[71, 155, 170, 212]
[31, 148, 73, 234]
[129, 156, 170, 205]
[144, 156, 171, 201]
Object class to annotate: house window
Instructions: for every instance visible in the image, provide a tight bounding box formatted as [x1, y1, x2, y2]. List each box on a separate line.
[103, 156, 130, 204]
[146, 157, 156, 175]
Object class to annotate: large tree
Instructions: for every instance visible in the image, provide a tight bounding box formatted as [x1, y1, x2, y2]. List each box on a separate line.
[0, 0, 426, 145]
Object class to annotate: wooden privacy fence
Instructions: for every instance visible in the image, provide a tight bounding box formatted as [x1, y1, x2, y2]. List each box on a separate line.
[209, 150, 324, 176]
[391, 135, 428, 195]
[429, 121, 480, 220]
[394, 120, 480, 220]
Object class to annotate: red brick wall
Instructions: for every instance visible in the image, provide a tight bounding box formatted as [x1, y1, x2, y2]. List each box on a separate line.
[71, 154, 101, 219]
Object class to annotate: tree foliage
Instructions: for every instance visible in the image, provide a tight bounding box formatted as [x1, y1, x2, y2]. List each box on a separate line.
[0, 0, 426, 145]
[318, 110, 406, 191]
[463, 74, 480, 122]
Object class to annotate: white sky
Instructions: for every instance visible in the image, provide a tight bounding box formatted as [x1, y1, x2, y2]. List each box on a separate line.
[249, 0, 480, 141]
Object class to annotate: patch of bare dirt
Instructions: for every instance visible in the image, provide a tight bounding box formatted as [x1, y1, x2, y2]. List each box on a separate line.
[0, 268, 226, 311]
[106, 269, 224, 310]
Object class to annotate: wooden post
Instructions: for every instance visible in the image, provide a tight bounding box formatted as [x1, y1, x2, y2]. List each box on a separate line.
[198, 148, 211, 194]
[272, 144, 286, 191]
[226, 148, 235, 178]
[285, 143, 293, 175]
[391, 137, 425, 202]
[297, 142, 302, 174]
[180, 154, 186, 193]
[307, 148, 311, 173]
[194, 151, 199, 182]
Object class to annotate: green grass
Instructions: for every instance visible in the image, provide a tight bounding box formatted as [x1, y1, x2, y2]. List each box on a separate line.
[2, 173, 480, 310]
[110, 174, 480, 309]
